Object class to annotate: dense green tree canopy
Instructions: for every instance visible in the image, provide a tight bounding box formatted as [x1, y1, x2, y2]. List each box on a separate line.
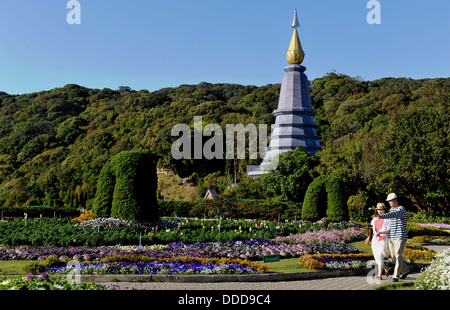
[0, 74, 448, 215]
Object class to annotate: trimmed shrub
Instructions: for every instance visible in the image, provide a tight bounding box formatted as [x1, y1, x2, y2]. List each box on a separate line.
[325, 176, 347, 221]
[301, 175, 347, 222]
[92, 150, 158, 222]
[301, 176, 327, 221]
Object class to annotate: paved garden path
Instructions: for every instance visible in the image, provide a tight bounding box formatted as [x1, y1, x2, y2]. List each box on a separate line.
[100, 244, 447, 291]
[102, 271, 422, 290]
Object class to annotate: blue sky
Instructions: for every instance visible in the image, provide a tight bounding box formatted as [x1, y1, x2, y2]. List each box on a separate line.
[0, 0, 449, 95]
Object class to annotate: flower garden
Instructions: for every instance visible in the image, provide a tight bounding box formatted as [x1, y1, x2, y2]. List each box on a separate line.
[0, 213, 449, 290]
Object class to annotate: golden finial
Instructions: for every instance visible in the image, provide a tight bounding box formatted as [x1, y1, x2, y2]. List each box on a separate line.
[286, 9, 305, 64]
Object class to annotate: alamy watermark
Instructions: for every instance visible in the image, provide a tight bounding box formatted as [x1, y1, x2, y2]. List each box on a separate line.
[366, 260, 382, 285]
[366, 0, 381, 24]
[67, 0, 81, 25]
[66, 260, 81, 285]
[171, 116, 267, 160]
[171, 116, 278, 171]
[64, 2, 380, 26]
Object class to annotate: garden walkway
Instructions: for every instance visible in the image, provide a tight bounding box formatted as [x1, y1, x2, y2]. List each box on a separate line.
[98, 244, 448, 291]
[101, 271, 422, 290]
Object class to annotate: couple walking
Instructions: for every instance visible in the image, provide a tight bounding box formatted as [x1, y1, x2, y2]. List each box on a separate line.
[366, 193, 410, 282]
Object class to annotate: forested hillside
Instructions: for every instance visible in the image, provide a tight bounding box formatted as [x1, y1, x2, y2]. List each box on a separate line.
[0, 73, 448, 215]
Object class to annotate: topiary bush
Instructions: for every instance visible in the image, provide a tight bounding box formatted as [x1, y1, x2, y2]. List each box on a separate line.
[92, 150, 158, 222]
[301, 175, 347, 222]
[324, 176, 347, 222]
[301, 176, 327, 221]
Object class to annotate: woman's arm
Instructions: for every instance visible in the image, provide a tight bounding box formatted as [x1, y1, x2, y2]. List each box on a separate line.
[365, 227, 373, 244]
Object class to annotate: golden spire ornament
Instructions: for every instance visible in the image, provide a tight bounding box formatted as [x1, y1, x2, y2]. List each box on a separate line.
[286, 8, 305, 65]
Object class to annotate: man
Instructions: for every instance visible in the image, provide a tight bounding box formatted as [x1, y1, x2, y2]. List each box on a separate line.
[374, 193, 410, 282]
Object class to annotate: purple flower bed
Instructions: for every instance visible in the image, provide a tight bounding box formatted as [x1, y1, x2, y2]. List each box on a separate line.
[0, 238, 359, 261]
[1, 229, 366, 261]
[274, 228, 366, 244]
[418, 223, 450, 230]
[309, 242, 359, 254]
[0, 246, 134, 261]
[44, 260, 259, 275]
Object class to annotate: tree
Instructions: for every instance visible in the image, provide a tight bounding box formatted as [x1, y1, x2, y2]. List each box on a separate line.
[257, 147, 315, 203]
[375, 101, 449, 214]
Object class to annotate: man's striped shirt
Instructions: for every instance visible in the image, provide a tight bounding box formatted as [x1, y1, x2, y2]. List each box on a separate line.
[381, 205, 408, 239]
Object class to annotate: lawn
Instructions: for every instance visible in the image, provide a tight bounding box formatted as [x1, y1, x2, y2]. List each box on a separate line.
[0, 260, 32, 275]
[262, 257, 313, 273]
[371, 282, 416, 290]
[259, 240, 372, 274]
[349, 240, 372, 254]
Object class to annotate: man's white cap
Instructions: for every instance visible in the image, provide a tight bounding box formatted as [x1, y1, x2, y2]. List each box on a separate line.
[386, 193, 398, 201]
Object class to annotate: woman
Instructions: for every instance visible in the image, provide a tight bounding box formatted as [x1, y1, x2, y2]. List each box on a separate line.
[366, 203, 391, 279]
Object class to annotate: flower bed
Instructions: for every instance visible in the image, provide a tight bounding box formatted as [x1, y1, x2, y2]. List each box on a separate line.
[0, 273, 107, 290]
[0, 216, 365, 247]
[274, 228, 367, 244]
[74, 217, 179, 233]
[43, 260, 260, 275]
[415, 249, 450, 290]
[407, 222, 450, 237]
[298, 254, 375, 270]
[25, 255, 267, 275]
[0, 245, 165, 261]
[417, 223, 450, 230]
[412, 235, 450, 245]
[1, 238, 361, 262]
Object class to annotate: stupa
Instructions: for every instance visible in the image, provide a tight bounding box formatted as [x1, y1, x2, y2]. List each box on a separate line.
[247, 9, 321, 177]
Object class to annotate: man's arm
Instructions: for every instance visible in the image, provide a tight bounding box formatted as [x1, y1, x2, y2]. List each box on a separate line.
[381, 206, 406, 219]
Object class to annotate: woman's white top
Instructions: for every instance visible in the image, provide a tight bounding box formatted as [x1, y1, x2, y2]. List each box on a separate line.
[370, 217, 391, 241]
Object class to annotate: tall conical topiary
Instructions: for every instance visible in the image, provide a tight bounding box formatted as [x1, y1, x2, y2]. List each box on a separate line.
[301, 175, 328, 221]
[93, 150, 158, 222]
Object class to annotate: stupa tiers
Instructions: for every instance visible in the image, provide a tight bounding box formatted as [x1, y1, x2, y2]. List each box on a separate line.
[247, 9, 321, 177]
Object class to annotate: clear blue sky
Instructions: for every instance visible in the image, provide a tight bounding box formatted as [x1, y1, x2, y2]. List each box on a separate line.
[0, 0, 449, 95]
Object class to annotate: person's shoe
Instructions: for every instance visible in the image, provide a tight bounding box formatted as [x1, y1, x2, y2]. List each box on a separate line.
[392, 278, 399, 282]
[400, 271, 410, 279]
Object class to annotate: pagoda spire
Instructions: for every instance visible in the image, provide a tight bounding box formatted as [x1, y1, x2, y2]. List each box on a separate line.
[286, 9, 305, 64]
[247, 9, 321, 177]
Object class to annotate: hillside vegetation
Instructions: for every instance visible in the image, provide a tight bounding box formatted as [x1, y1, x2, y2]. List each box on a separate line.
[0, 73, 448, 215]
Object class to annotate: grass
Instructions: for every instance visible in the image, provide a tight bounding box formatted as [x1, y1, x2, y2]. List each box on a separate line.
[0, 260, 33, 275]
[261, 257, 313, 273]
[350, 240, 373, 254]
[157, 172, 200, 201]
[371, 282, 416, 290]
[261, 240, 375, 274]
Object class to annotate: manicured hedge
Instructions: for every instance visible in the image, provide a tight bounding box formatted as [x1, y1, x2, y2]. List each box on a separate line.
[92, 150, 158, 222]
[301, 175, 347, 222]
